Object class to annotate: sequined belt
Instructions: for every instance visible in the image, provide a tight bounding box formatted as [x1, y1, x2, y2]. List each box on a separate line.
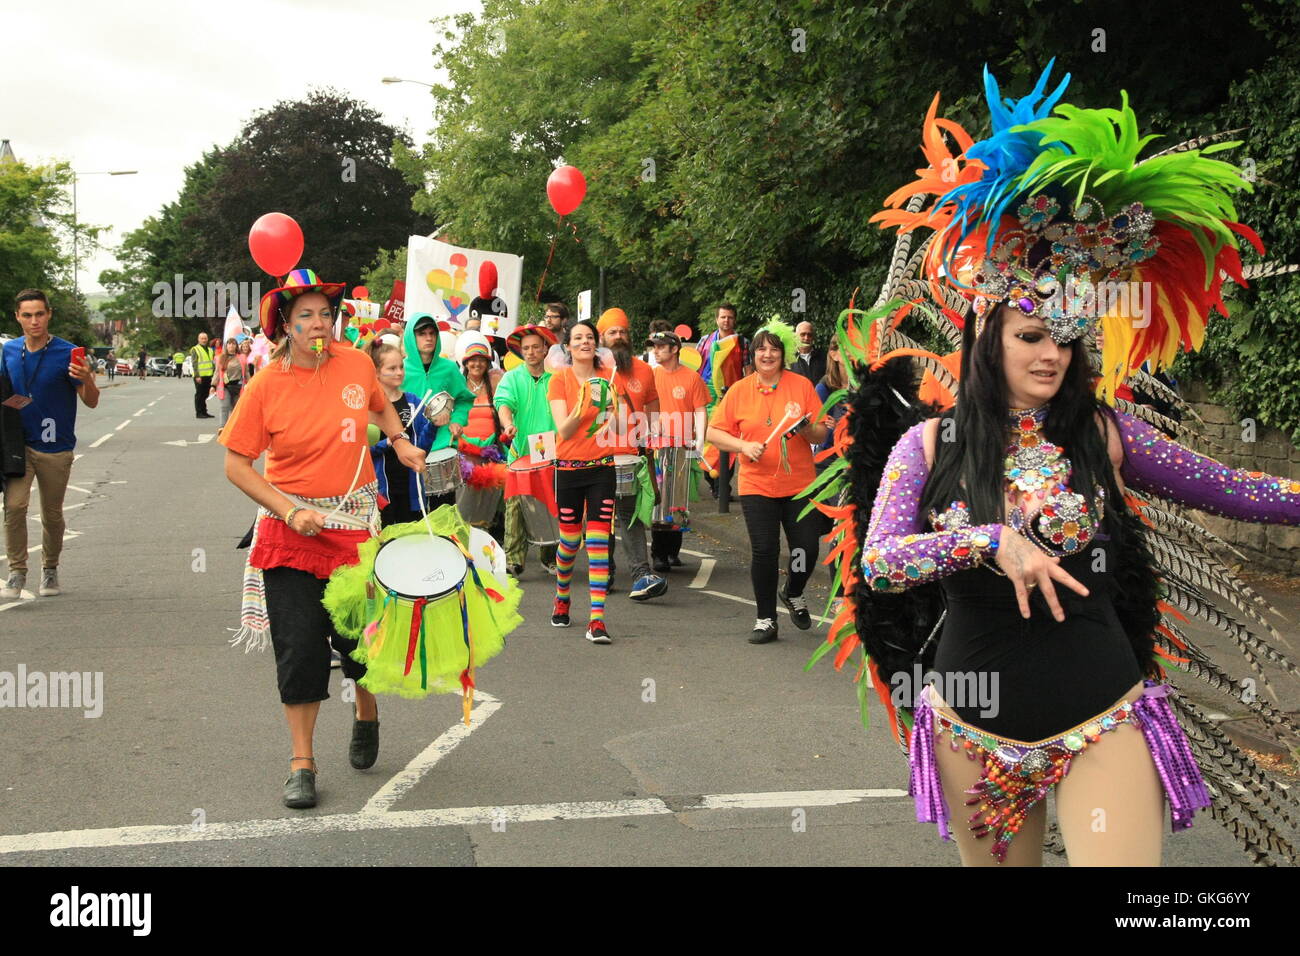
[908, 680, 1210, 863]
[556, 456, 614, 469]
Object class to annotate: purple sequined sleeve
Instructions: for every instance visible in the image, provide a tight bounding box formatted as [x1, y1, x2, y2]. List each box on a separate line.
[1118, 411, 1300, 525]
[861, 423, 1002, 593]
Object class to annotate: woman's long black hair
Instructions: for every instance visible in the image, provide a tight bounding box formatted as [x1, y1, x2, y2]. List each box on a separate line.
[569, 319, 603, 371]
[918, 304, 1123, 541]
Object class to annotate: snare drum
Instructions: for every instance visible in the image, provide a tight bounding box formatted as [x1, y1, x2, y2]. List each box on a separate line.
[457, 480, 503, 527]
[505, 458, 559, 545]
[424, 447, 462, 496]
[652, 445, 692, 528]
[360, 534, 470, 695]
[614, 454, 643, 499]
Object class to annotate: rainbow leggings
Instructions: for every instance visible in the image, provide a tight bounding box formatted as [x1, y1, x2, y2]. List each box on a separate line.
[554, 465, 617, 623]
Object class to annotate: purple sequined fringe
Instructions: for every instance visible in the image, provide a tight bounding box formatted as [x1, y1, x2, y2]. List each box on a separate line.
[1132, 681, 1212, 830]
[908, 691, 951, 840]
[907, 682, 1210, 841]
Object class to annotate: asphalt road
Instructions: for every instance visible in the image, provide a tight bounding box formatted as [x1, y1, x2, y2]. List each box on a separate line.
[0, 375, 1293, 866]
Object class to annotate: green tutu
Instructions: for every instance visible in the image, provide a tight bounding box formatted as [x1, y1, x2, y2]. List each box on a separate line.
[323, 507, 522, 703]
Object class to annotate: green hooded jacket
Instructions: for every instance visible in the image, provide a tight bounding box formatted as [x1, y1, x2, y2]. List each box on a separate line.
[401, 318, 475, 452]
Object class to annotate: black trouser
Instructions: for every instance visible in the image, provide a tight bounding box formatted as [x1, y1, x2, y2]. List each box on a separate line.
[651, 527, 682, 560]
[740, 494, 821, 620]
[263, 566, 366, 705]
[194, 375, 212, 415]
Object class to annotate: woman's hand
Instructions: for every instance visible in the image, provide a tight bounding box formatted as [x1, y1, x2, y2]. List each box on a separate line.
[394, 437, 427, 473]
[741, 440, 766, 462]
[994, 527, 1089, 622]
[289, 509, 327, 537]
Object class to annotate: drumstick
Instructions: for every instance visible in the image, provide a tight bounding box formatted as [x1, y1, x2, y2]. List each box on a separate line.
[762, 413, 795, 448]
[409, 388, 435, 421]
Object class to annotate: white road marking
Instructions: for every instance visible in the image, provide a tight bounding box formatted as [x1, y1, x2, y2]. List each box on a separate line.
[361, 691, 503, 814]
[704, 588, 832, 625]
[88, 434, 112, 448]
[133, 409, 147, 417]
[689, 558, 716, 589]
[65, 484, 92, 495]
[163, 433, 215, 448]
[0, 789, 906, 856]
[679, 549, 711, 559]
[114, 420, 131, 431]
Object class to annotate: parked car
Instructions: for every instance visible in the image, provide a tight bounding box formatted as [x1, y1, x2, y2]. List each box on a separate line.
[115, 359, 134, 375]
[147, 357, 174, 376]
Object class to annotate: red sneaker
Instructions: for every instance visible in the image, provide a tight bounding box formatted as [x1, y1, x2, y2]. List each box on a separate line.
[551, 598, 571, 628]
[585, 621, 611, 644]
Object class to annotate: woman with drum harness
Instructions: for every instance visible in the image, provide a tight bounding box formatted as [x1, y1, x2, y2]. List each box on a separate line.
[706, 318, 833, 644]
[221, 269, 428, 810]
[455, 331, 508, 535]
[547, 320, 618, 644]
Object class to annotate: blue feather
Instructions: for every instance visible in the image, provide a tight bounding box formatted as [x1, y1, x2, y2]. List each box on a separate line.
[934, 60, 1072, 265]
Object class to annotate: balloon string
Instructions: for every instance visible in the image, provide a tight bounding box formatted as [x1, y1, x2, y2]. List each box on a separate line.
[568, 221, 580, 244]
[534, 214, 563, 302]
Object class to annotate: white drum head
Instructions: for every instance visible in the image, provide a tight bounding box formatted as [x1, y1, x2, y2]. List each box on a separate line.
[468, 527, 508, 579]
[373, 534, 468, 600]
[423, 391, 454, 421]
[426, 447, 459, 465]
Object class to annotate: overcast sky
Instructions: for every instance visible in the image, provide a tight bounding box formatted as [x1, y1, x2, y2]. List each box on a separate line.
[4, 0, 481, 296]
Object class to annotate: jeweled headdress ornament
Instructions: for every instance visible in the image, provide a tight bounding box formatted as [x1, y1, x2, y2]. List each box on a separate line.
[870, 60, 1261, 399]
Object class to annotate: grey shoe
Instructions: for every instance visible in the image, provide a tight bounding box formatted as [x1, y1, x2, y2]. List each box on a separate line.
[349, 718, 379, 770]
[39, 569, 60, 597]
[1, 572, 24, 600]
[283, 759, 318, 809]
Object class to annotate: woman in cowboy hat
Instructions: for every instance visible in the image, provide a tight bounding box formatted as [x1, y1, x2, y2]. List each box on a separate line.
[221, 268, 428, 810]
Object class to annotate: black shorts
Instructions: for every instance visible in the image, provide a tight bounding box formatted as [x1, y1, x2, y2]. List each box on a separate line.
[555, 465, 616, 524]
[263, 566, 366, 705]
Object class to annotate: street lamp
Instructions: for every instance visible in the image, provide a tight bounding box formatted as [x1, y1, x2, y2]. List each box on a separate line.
[381, 77, 435, 88]
[72, 169, 137, 297]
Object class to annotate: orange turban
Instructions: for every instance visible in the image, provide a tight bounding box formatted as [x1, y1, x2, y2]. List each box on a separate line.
[596, 308, 629, 334]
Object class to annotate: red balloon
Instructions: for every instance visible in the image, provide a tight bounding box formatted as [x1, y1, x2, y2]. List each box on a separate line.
[353, 286, 370, 300]
[248, 213, 304, 277]
[546, 165, 587, 217]
[478, 261, 498, 299]
[675, 324, 693, 341]
[373, 318, 391, 331]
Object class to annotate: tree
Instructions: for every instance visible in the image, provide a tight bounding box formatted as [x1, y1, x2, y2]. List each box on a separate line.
[1, 158, 103, 345]
[101, 89, 432, 348]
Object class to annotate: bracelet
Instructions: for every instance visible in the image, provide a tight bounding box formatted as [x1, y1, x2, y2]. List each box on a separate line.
[388, 433, 410, 445]
[283, 505, 303, 526]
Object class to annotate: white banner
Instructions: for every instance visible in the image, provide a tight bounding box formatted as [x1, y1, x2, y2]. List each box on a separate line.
[404, 236, 524, 338]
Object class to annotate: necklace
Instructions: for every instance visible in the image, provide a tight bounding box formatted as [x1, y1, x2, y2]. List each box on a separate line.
[756, 374, 782, 426]
[468, 378, 485, 393]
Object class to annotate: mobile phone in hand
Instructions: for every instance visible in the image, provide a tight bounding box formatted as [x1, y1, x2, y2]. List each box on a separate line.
[69, 347, 86, 374]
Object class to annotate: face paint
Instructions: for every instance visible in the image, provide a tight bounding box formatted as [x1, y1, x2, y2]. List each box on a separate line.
[294, 323, 304, 334]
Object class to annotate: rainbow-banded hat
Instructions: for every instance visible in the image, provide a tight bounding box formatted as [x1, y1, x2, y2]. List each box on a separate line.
[258, 268, 346, 338]
[454, 330, 494, 364]
[504, 323, 558, 357]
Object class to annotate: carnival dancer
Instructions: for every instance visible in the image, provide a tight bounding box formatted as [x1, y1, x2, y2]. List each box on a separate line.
[366, 341, 439, 528]
[648, 329, 709, 572]
[706, 317, 832, 643]
[547, 320, 618, 643]
[599, 308, 667, 600]
[221, 269, 428, 809]
[817, 62, 1300, 865]
[496, 322, 559, 575]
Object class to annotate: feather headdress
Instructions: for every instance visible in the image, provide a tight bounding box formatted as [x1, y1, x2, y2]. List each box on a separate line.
[870, 61, 1259, 400]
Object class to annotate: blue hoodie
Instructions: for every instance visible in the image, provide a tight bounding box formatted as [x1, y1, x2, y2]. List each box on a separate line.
[371, 391, 440, 511]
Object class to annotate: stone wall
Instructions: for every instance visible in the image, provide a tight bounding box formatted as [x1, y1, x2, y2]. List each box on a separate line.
[1174, 381, 1300, 576]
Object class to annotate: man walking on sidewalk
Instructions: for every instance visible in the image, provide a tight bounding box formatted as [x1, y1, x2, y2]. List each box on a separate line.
[189, 330, 215, 418]
[2, 290, 99, 598]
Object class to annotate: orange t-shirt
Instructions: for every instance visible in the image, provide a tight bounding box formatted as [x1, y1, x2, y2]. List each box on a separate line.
[220, 344, 388, 497]
[653, 363, 709, 445]
[548, 367, 616, 466]
[708, 371, 821, 498]
[608, 358, 658, 455]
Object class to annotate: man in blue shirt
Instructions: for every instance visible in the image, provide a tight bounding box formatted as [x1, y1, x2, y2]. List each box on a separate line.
[2, 289, 99, 598]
